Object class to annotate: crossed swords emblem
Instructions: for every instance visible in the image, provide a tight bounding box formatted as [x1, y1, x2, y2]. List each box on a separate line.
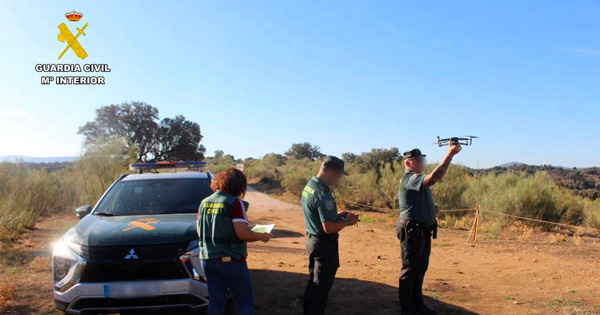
[57, 22, 89, 60]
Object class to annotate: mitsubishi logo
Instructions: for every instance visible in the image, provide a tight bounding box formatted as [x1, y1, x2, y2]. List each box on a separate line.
[124, 248, 139, 260]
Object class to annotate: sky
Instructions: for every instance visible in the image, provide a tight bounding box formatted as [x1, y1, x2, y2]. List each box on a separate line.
[0, 1, 599, 168]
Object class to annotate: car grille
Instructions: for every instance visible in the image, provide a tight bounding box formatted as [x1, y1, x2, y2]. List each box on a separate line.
[79, 243, 191, 282]
[80, 260, 189, 282]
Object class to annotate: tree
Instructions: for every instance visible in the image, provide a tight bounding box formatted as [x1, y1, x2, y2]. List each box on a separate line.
[213, 150, 225, 159]
[342, 152, 357, 163]
[353, 148, 402, 182]
[206, 150, 236, 174]
[78, 102, 158, 161]
[263, 153, 287, 166]
[78, 102, 205, 161]
[285, 142, 324, 161]
[153, 115, 206, 161]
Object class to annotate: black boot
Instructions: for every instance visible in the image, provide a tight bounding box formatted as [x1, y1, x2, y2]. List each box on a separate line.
[414, 304, 437, 315]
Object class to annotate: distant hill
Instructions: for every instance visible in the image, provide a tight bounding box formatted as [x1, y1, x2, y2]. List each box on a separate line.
[497, 162, 525, 168]
[0, 155, 78, 163]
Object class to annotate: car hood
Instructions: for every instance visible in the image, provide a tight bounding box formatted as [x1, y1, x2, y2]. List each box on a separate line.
[65, 213, 198, 246]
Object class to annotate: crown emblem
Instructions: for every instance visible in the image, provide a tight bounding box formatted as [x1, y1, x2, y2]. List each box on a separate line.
[65, 10, 83, 22]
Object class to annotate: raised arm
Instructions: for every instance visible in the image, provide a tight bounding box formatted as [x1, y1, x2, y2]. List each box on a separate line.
[423, 141, 462, 188]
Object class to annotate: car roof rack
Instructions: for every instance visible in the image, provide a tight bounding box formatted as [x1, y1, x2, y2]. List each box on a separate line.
[129, 161, 208, 174]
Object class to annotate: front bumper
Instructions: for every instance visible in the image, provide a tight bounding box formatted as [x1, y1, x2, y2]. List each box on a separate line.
[54, 279, 209, 314]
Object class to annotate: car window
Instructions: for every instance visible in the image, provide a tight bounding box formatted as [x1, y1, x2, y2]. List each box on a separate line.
[94, 178, 213, 215]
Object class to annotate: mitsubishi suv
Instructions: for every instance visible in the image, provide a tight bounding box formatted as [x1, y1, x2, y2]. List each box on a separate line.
[52, 161, 232, 314]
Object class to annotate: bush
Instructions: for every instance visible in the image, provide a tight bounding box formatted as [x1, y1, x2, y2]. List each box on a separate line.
[244, 158, 277, 180]
[244, 148, 595, 232]
[73, 140, 134, 205]
[0, 140, 133, 239]
[462, 171, 586, 229]
[582, 198, 600, 229]
[279, 158, 321, 196]
[206, 154, 236, 175]
[429, 164, 471, 211]
[338, 161, 404, 210]
[0, 163, 76, 239]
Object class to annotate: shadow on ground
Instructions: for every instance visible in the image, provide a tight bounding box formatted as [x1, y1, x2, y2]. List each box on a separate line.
[251, 269, 478, 315]
[271, 228, 304, 239]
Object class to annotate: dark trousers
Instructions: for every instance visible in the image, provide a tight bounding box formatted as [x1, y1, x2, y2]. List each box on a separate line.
[397, 221, 432, 311]
[303, 234, 340, 315]
[202, 260, 255, 315]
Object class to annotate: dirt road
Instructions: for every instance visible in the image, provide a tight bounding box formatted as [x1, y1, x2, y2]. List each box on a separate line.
[1, 187, 599, 314]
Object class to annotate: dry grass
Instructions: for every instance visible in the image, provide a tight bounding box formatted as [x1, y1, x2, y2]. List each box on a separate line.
[548, 233, 567, 243]
[0, 281, 16, 308]
[29, 256, 51, 273]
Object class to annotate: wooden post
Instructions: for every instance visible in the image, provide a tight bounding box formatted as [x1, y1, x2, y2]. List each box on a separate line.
[466, 203, 481, 244]
[473, 204, 481, 242]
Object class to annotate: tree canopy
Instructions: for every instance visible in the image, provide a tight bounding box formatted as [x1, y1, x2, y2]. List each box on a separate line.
[78, 102, 205, 161]
[285, 142, 324, 161]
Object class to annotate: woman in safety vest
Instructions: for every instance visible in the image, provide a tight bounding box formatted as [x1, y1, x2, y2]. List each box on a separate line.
[198, 168, 272, 315]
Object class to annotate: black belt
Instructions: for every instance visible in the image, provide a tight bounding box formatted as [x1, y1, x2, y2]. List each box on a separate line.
[307, 233, 339, 240]
[397, 218, 437, 239]
[398, 218, 435, 229]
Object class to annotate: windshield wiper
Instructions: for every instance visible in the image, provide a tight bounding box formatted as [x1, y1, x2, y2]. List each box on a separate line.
[94, 212, 116, 216]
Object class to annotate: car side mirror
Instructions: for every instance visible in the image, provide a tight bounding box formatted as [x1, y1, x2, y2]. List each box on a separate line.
[76, 205, 92, 219]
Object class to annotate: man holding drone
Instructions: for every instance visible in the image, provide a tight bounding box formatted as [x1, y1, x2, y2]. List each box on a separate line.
[397, 141, 462, 315]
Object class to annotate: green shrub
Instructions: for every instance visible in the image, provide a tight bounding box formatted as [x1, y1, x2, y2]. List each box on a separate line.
[582, 198, 600, 229]
[463, 171, 585, 229]
[73, 140, 134, 205]
[279, 158, 320, 196]
[0, 163, 76, 238]
[429, 163, 471, 211]
[244, 158, 277, 180]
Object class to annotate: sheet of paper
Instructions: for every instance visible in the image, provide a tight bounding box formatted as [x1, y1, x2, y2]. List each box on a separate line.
[251, 223, 275, 234]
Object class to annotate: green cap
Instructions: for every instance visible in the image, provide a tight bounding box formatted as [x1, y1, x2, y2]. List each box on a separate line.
[323, 155, 348, 175]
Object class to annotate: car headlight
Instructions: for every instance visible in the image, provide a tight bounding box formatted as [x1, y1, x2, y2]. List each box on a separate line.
[179, 240, 205, 281]
[52, 238, 86, 292]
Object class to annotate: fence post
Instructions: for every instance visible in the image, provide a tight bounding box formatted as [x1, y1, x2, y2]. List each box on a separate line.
[466, 204, 481, 244]
[474, 204, 481, 242]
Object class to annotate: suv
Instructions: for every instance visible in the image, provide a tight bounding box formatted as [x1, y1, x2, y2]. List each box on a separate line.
[52, 162, 232, 314]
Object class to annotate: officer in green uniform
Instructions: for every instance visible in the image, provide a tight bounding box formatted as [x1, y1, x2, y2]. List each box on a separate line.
[302, 156, 359, 315]
[397, 144, 461, 315]
[198, 168, 272, 315]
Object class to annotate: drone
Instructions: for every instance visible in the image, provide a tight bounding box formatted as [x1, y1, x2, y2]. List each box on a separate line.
[436, 136, 478, 147]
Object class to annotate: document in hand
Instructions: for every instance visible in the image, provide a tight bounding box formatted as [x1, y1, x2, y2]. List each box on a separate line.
[251, 224, 275, 234]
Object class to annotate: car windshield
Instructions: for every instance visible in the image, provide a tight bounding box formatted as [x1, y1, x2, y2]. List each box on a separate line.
[93, 178, 214, 216]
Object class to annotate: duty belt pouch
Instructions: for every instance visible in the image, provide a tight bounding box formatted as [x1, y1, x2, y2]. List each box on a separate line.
[395, 218, 408, 240]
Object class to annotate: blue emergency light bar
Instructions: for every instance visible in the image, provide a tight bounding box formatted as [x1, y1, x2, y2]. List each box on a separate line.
[129, 161, 208, 171]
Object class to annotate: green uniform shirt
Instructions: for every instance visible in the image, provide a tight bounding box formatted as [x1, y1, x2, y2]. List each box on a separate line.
[398, 171, 436, 225]
[302, 176, 338, 235]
